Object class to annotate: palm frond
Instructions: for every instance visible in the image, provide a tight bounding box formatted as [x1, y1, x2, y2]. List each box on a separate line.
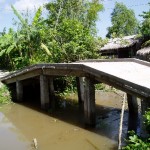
[32, 7, 43, 26]
[11, 5, 28, 27]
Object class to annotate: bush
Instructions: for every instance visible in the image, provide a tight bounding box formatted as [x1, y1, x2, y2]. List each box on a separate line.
[0, 83, 11, 104]
[144, 108, 150, 132]
[122, 109, 150, 150]
[122, 131, 150, 150]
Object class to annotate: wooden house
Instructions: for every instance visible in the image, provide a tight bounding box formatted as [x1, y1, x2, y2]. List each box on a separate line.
[100, 35, 141, 58]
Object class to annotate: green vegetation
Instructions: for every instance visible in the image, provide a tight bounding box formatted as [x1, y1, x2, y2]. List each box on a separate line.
[0, 0, 104, 70]
[0, 6, 44, 70]
[0, 1, 149, 70]
[0, 83, 11, 104]
[0, 0, 105, 92]
[122, 131, 150, 150]
[122, 109, 150, 150]
[106, 2, 139, 38]
[95, 83, 106, 90]
[140, 3, 150, 37]
[144, 109, 150, 132]
[140, 3, 150, 48]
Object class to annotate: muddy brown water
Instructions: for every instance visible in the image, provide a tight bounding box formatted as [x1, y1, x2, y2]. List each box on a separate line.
[0, 91, 128, 150]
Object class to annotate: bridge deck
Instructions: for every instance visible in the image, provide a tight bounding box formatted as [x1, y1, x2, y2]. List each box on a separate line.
[82, 61, 150, 89]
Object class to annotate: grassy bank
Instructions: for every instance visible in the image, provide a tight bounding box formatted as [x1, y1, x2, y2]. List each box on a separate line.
[0, 82, 11, 104]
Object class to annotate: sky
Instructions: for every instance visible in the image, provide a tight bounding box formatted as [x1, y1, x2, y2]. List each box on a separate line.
[0, 0, 149, 38]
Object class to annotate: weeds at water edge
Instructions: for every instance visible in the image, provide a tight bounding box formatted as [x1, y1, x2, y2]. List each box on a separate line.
[0, 82, 11, 104]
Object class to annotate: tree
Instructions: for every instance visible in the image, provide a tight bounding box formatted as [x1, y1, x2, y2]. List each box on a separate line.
[44, 0, 103, 63]
[0, 1, 104, 70]
[0, 6, 45, 69]
[140, 3, 150, 36]
[106, 2, 139, 38]
[139, 3, 150, 48]
[0, 28, 16, 69]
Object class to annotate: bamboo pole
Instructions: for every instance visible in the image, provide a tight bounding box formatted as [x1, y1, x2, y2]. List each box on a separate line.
[118, 93, 126, 150]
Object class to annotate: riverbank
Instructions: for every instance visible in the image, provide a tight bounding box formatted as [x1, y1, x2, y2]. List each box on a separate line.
[0, 70, 11, 104]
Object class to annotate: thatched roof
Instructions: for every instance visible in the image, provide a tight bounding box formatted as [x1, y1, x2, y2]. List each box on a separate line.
[137, 47, 150, 56]
[101, 35, 138, 51]
[136, 47, 150, 61]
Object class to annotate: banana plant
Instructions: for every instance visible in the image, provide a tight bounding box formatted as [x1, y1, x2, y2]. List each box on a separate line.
[0, 5, 49, 70]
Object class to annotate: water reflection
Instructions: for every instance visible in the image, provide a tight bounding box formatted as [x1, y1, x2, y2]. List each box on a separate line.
[0, 91, 128, 150]
[0, 111, 30, 150]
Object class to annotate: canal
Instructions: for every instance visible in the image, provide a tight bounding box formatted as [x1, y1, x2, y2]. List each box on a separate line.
[0, 91, 128, 150]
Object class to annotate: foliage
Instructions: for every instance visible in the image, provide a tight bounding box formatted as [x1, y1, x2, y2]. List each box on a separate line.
[106, 2, 139, 38]
[141, 18, 150, 36]
[0, 6, 44, 70]
[0, 1, 104, 93]
[122, 108, 150, 150]
[0, 83, 11, 104]
[140, 3, 150, 20]
[45, 0, 103, 32]
[54, 77, 77, 93]
[95, 83, 106, 90]
[139, 3, 150, 48]
[144, 108, 150, 131]
[122, 131, 150, 150]
[142, 40, 150, 48]
[0, 1, 104, 70]
[44, 0, 103, 63]
[140, 3, 150, 41]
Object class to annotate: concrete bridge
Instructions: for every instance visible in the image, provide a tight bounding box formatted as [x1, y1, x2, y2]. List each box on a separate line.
[1, 58, 150, 135]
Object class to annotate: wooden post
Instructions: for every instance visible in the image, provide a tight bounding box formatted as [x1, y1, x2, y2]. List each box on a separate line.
[16, 80, 23, 102]
[127, 94, 138, 132]
[76, 77, 85, 104]
[49, 77, 55, 110]
[140, 98, 150, 137]
[84, 77, 96, 127]
[40, 75, 50, 109]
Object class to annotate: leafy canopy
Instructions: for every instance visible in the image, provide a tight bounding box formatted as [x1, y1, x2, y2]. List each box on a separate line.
[106, 2, 139, 38]
[0, 0, 104, 70]
[43, 0, 103, 63]
[140, 3, 150, 36]
[0, 6, 44, 69]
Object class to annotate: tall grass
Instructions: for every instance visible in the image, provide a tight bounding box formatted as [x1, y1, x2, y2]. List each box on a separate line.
[0, 83, 11, 104]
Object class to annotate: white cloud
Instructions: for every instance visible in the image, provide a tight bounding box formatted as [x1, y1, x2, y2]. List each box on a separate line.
[0, 0, 5, 3]
[12, 0, 49, 11]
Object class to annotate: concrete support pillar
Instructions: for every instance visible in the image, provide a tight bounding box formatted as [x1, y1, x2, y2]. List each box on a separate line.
[140, 98, 150, 137]
[127, 94, 138, 132]
[76, 77, 85, 104]
[40, 75, 50, 109]
[84, 77, 95, 127]
[16, 80, 23, 102]
[49, 77, 55, 110]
